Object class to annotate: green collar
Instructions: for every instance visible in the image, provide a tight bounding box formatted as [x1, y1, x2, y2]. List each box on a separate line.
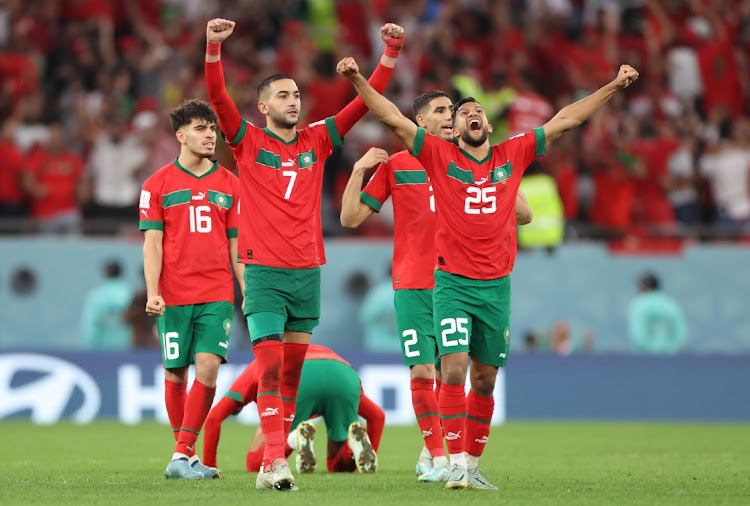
[458, 146, 492, 165]
[174, 158, 219, 179]
[263, 127, 298, 145]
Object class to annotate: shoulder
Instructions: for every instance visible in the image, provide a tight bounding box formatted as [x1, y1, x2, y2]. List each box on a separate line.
[217, 165, 239, 181]
[142, 164, 173, 188]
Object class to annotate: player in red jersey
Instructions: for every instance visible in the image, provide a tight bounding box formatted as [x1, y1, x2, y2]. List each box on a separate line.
[203, 344, 385, 476]
[339, 57, 639, 490]
[139, 99, 244, 480]
[205, 17, 404, 491]
[340, 90, 532, 483]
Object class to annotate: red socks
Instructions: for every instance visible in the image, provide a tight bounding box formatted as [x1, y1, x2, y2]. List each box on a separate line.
[164, 379, 186, 442]
[246, 446, 264, 472]
[174, 380, 216, 456]
[357, 391, 385, 452]
[202, 397, 238, 468]
[253, 340, 285, 465]
[465, 390, 494, 458]
[327, 444, 356, 473]
[411, 378, 445, 458]
[281, 342, 308, 437]
[438, 382, 466, 456]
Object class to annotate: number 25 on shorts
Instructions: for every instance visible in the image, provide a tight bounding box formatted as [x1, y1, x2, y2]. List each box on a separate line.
[441, 318, 469, 347]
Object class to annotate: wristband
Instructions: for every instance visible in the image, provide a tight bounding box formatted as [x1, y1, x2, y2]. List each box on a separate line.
[206, 41, 222, 56]
[384, 45, 400, 58]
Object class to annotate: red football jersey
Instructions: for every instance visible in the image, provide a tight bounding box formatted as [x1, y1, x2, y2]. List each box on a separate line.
[361, 150, 436, 290]
[226, 118, 343, 269]
[227, 344, 351, 408]
[139, 159, 240, 306]
[412, 127, 546, 280]
[26, 150, 85, 218]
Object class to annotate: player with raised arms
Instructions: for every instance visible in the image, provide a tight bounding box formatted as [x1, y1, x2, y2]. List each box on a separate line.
[340, 90, 532, 483]
[338, 57, 639, 490]
[205, 18, 404, 491]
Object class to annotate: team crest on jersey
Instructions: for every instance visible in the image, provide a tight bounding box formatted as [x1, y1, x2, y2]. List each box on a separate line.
[223, 319, 232, 336]
[297, 149, 317, 170]
[491, 161, 512, 184]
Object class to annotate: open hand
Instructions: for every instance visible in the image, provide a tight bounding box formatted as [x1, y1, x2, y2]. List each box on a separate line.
[207, 18, 235, 43]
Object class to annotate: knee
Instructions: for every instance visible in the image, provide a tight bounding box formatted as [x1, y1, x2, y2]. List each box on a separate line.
[410, 363, 435, 381]
[470, 374, 496, 397]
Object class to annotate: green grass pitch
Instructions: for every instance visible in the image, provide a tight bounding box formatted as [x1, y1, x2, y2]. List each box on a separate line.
[1, 421, 748, 505]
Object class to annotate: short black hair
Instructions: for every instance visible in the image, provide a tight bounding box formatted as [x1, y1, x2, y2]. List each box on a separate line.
[639, 272, 660, 291]
[104, 260, 123, 279]
[452, 96, 480, 123]
[257, 74, 294, 99]
[412, 90, 450, 120]
[169, 99, 217, 132]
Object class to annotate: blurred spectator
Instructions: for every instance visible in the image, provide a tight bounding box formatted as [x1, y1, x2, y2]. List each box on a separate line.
[627, 272, 688, 355]
[80, 260, 134, 351]
[0, 118, 26, 220]
[21, 122, 86, 235]
[665, 132, 699, 225]
[85, 113, 148, 220]
[360, 272, 399, 354]
[699, 117, 750, 233]
[517, 163, 564, 250]
[124, 288, 160, 350]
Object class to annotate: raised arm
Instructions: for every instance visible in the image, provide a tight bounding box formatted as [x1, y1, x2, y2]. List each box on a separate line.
[542, 65, 639, 148]
[205, 18, 243, 143]
[340, 148, 389, 228]
[333, 23, 405, 137]
[338, 57, 418, 152]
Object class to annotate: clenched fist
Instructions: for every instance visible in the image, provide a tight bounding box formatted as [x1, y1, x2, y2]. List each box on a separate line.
[614, 64, 639, 89]
[206, 18, 235, 44]
[337, 57, 360, 80]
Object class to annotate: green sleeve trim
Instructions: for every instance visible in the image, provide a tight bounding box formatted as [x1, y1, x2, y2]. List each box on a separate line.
[226, 228, 238, 238]
[139, 220, 163, 231]
[411, 127, 426, 157]
[224, 391, 244, 404]
[467, 415, 492, 424]
[534, 127, 546, 157]
[225, 119, 248, 147]
[325, 116, 344, 149]
[360, 191, 383, 212]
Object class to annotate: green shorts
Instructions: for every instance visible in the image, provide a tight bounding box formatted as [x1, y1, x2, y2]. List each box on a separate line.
[157, 301, 234, 368]
[394, 289, 439, 367]
[243, 265, 321, 339]
[292, 359, 360, 442]
[433, 270, 511, 368]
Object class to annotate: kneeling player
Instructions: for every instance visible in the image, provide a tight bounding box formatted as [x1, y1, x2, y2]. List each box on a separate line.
[203, 344, 384, 483]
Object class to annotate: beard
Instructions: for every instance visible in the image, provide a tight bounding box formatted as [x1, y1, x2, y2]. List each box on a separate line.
[271, 109, 299, 129]
[199, 149, 214, 159]
[459, 127, 489, 147]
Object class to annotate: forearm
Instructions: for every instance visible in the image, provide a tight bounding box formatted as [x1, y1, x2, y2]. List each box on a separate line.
[334, 61, 395, 136]
[228, 237, 245, 292]
[205, 54, 243, 142]
[340, 167, 369, 228]
[550, 81, 620, 135]
[142, 242, 162, 299]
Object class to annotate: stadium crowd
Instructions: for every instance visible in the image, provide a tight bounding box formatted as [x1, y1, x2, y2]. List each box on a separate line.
[1, 0, 749, 244]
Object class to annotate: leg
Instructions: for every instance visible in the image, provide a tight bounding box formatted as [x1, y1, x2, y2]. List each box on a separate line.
[203, 396, 241, 468]
[326, 439, 356, 473]
[164, 366, 188, 442]
[281, 330, 311, 438]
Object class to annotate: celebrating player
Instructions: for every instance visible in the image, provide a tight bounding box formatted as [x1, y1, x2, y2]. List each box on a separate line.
[139, 99, 243, 479]
[203, 344, 385, 477]
[340, 90, 532, 483]
[338, 58, 639, 490]
[205, 18, 404, 491]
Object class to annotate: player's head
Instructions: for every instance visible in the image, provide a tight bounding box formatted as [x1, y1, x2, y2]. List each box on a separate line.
[452, 96, 492, 148]
[257, 74, 300, 130]
[412, 90, 454, 141]
[170, 99, 218, 159]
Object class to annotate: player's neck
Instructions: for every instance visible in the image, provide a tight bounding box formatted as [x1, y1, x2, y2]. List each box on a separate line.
[265, 119, 297, 143]
[457, 140, 490, 162]
[177, 151, 214, 177]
